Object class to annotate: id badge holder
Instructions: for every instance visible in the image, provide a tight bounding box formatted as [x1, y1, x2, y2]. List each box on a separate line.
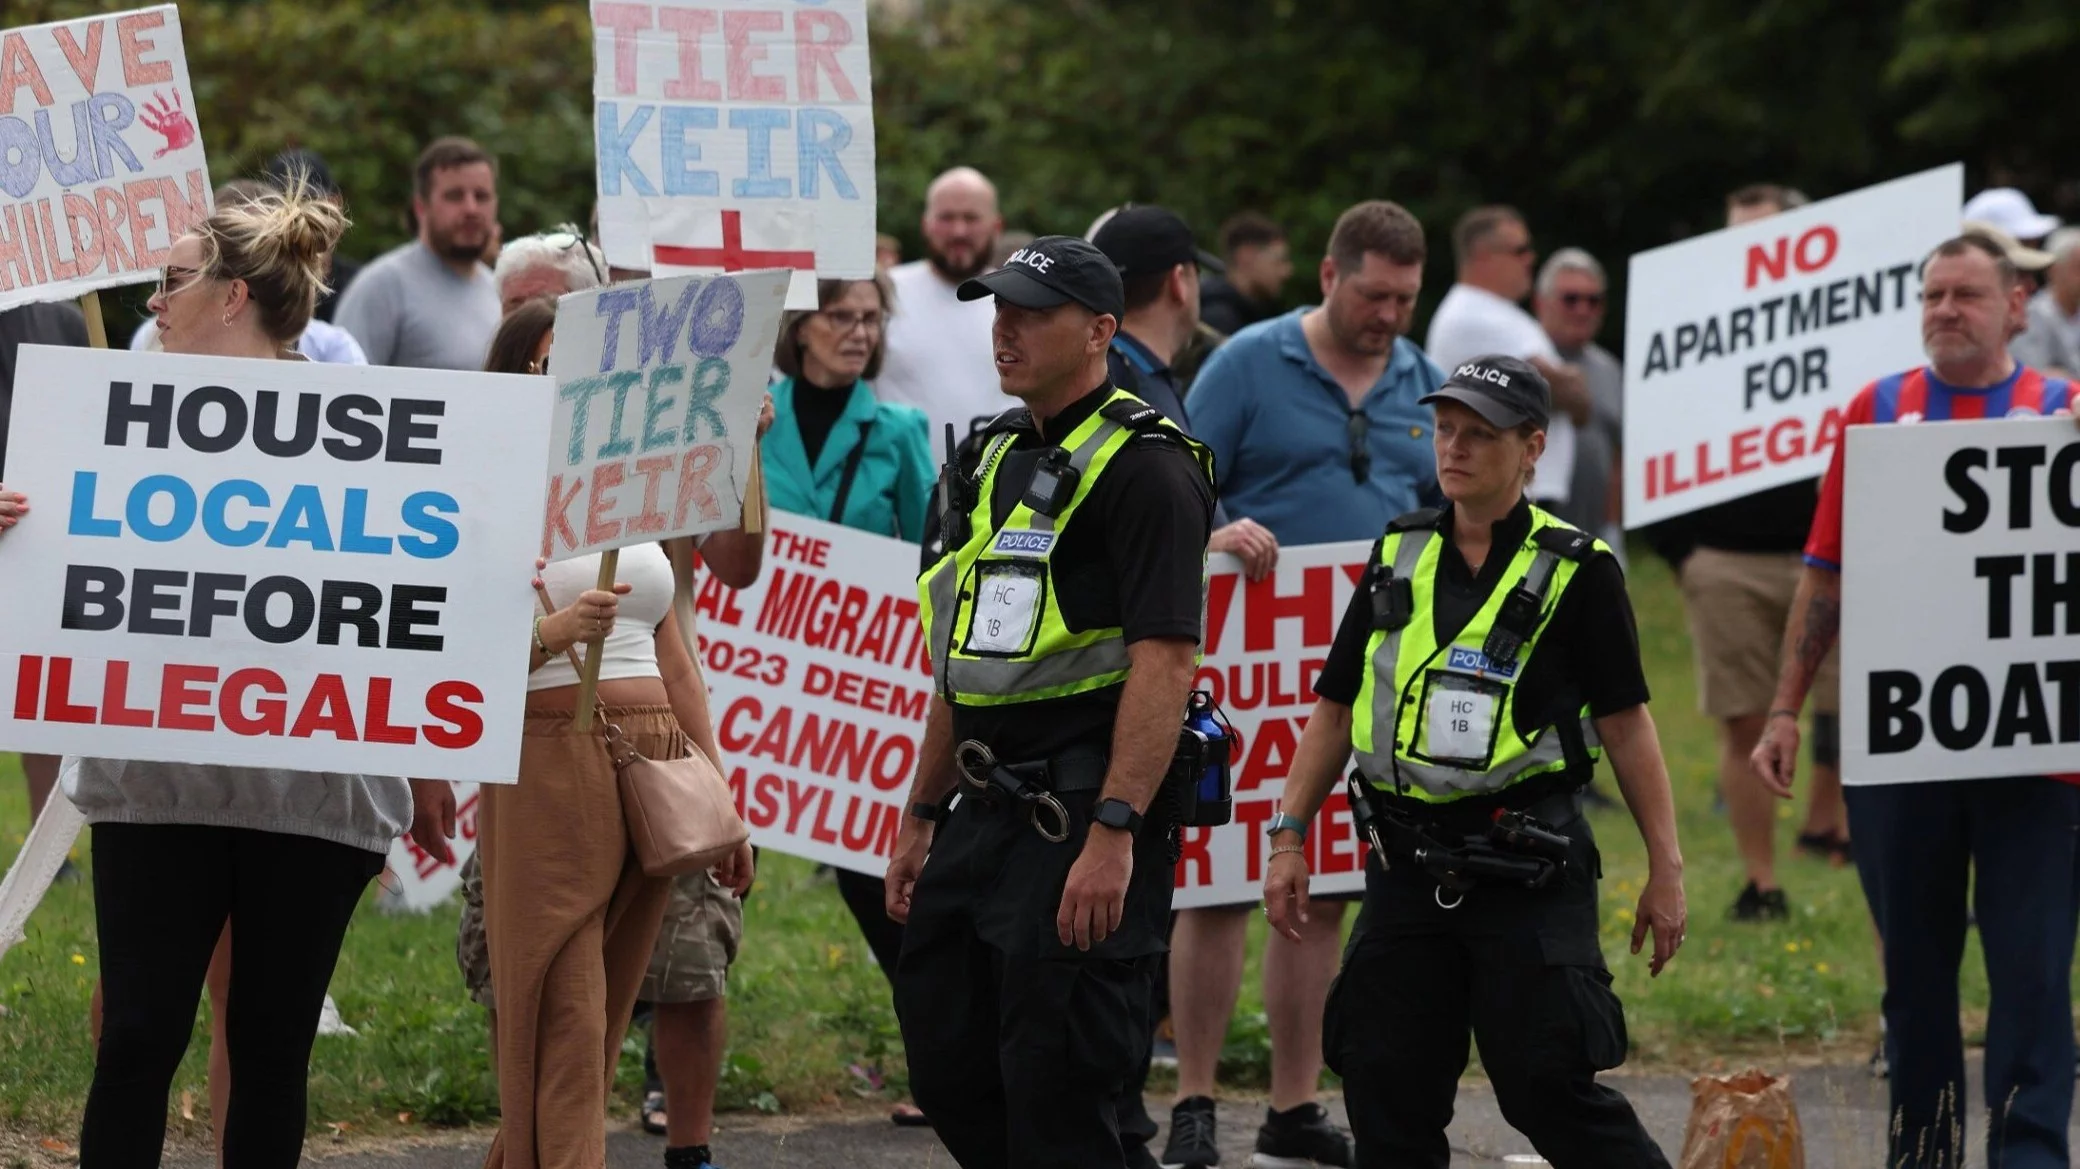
[1414, 670, 1507, 769]
[961, 561, 1047, 657]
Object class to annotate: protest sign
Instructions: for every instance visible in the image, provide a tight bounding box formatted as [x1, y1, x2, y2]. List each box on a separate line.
[1174, 541, 1373, 908]
[382, 782, 480, 912]
[1841, 417, 2080, 785]
[543, 269, 788, 562]
[691, 520, 1376, 903]
[695, 515, 926, 875]
[0, 6, 212, 312]
[1622, 164, 1961, 528]
[0, 347, 552, 781]
[589, 0, 876, 307]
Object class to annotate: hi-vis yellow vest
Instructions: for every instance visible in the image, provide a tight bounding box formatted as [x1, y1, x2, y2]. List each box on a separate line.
[1350, 505, 1605, 802]
[918, 389, 1214, 708]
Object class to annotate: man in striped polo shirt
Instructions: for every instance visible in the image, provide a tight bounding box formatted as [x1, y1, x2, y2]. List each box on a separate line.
[1753, 233, 2079, 1169]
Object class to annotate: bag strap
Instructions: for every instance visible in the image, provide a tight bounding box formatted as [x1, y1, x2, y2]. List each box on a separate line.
[535, 575, 620, 742]
[828, 417, 878, 524]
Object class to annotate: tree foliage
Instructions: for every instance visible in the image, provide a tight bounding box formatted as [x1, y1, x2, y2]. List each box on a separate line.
[9, 0, 2077, 337]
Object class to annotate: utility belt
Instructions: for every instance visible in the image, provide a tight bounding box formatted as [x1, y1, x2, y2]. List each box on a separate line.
[1347, 778, 1582, 909]
[947, 691, 1235, 848]
[953, 741, 1109, 843]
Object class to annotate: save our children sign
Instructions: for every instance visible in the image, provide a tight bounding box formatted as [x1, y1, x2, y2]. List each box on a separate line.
[0, 6, 212, 311]
[1622, 164, 1961, 528]
[0, 348, 553, 781]
[543, 269, 787, 560]
[1841, 418, 2080, 785]
[589, 0, 876, 307]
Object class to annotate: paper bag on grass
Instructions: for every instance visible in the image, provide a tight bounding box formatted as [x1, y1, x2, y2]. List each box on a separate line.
[1679, 1068, 1804, 1169]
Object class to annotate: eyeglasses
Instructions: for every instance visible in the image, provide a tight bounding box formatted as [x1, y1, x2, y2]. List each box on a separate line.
[1346, 411, 1372, 485]
[558, 227, 606, 287]
[1560, 292, 1605, 309]
[820, 309, 885, 334]
[156, 264, 204, 299]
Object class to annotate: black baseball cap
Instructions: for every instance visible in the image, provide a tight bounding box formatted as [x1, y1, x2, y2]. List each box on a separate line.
[1091, 205, 1225, 276]
[1419, 355, 1552, 429]
[958, 235, 1125, 320]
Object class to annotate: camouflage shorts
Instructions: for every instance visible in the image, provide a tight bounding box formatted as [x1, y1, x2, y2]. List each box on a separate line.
[641, 869, 743, 1003]
[458, 853, 741, 1009]
[456, 850, 494, 1010]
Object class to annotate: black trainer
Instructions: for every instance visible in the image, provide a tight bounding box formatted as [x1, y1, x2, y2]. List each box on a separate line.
[1251, 1102, 1352, 1168]
[1162, 1096, 1220, 1168]
[1728, 881, 1790, 922]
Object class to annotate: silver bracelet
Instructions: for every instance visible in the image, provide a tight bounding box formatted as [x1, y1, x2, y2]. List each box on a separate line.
[1269, 844, 1306, 860]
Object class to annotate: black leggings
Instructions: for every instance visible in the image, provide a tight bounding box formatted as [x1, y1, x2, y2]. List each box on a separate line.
[80, 823, 383, 1168]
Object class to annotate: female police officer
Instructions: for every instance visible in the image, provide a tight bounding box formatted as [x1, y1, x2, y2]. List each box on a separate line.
[1261, 355, 1686, 1168]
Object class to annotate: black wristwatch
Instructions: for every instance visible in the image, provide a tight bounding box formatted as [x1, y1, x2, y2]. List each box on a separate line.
[1092, 798, 1143, 834]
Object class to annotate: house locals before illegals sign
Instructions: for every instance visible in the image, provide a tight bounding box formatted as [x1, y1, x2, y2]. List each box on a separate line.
[0, 5, 213, 311]
[1841, 418, 2080, 785]
[1622, 164, 1962, 528]
[0, 347, 553, 781]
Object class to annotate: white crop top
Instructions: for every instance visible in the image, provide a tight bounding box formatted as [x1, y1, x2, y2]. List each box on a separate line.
[530, 544, 677, 691]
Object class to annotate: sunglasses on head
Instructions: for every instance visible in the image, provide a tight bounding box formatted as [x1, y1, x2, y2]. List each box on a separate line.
[558, 228, 606, 287]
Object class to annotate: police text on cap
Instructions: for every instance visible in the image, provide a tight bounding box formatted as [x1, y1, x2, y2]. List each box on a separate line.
[1006, 248, 1055, 273]
[1455, 362, 1512, 387]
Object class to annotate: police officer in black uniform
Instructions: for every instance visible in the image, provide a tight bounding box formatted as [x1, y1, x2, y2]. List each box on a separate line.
[886, 235, 1216, 1169]
[1261, 356, 1687, 1168]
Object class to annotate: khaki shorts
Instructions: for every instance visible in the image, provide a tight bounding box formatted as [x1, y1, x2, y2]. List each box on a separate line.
[1678, 546, 1839, 719]
[640, 869, 743, 1003]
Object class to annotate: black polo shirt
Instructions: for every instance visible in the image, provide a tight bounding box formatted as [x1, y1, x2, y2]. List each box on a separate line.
[927, 381, 1215, 761]
[1314, 498, 1650, 746]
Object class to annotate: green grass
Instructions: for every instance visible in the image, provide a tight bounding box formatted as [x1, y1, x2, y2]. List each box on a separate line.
[0, 547, 1979, 1137]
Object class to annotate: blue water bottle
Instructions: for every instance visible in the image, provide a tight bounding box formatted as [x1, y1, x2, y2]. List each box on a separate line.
[1182, 690, 1233, 827]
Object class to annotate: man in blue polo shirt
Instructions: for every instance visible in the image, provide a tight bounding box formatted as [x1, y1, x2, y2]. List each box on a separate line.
[1158, 199, 1444, 1169]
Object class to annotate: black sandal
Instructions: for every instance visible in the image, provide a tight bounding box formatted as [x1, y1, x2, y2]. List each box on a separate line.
[891, 1103, 931, 1128]
[642, 1090, 668, 1136]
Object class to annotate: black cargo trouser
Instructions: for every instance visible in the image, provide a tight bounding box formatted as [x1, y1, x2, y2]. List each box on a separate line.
[1325, 815, 1670, 1169]
[896, 780, 1174, 1169]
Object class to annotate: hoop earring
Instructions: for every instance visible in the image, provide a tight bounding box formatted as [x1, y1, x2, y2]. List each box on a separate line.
[221, 313, 234, 328]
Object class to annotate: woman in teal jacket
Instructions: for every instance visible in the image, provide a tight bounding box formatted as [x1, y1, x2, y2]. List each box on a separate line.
[765, 274, 934, 542]
[762, 272, 936, 1126]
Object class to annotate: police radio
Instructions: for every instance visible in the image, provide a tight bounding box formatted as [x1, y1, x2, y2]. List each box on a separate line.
[1169, 690, 1234, 828]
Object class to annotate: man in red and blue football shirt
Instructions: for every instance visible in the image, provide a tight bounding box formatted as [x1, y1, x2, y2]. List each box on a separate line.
[1753, 233, 2079, 1169]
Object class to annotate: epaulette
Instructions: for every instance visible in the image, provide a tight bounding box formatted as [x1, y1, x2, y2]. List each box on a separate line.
[1532, 525, 1597, 562]
[1099, 398, 1169, 432]
[979, 406, 1033, 437]
[1385, 507, 1444, 534]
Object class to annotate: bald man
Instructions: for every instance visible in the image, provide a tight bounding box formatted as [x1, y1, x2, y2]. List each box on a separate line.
[877, 167, 1015, 452]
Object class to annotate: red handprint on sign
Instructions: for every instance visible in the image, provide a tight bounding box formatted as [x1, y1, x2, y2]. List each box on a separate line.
[138, 89, 196, 159]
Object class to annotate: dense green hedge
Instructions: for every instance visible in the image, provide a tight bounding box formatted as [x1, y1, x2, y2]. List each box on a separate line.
[11, 0, 2078, 341]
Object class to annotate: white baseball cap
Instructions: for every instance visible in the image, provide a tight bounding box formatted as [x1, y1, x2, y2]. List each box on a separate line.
[1962, 188, 2061, 241]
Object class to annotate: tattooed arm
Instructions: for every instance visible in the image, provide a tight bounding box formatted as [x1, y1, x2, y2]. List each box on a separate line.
[1749, 565, 1842, 797]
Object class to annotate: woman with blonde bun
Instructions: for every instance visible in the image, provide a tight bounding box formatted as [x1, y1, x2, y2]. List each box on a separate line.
[0, 177, 447, 1166]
